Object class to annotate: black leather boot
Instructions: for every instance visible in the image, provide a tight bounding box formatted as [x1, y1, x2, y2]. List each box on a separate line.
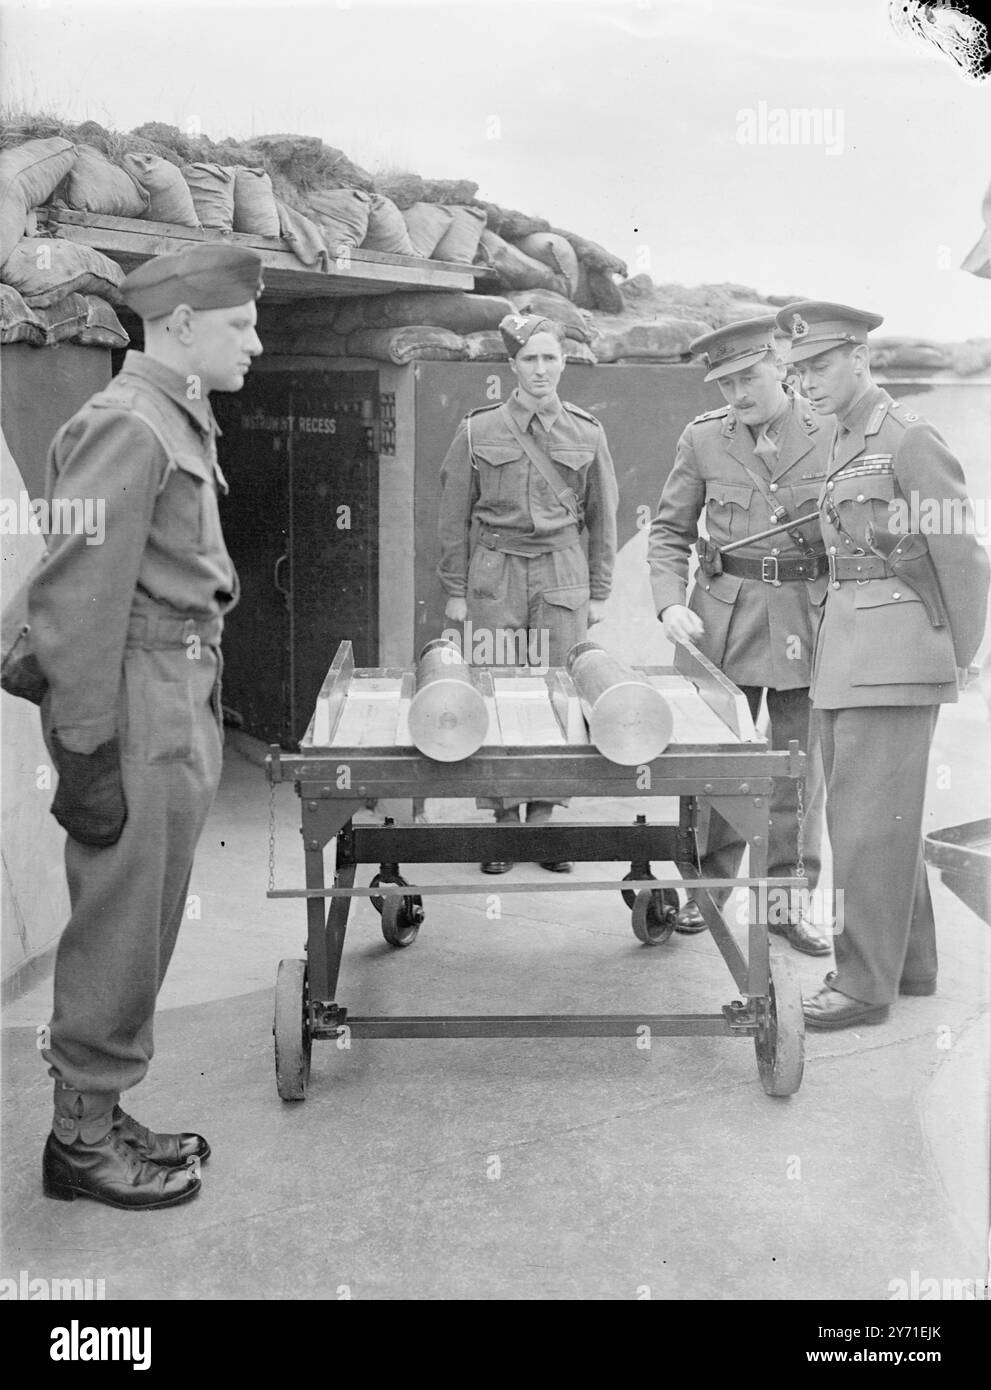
[113, 1105, 210, 1166]
[43, 1129, 201, 1209]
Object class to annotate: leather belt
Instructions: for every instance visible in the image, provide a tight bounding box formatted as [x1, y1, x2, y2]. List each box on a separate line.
[826, 553, 889, 582]
[126, 608, 224, 649]
[478, 527, 580, 556]
[719, 551, 828, 585]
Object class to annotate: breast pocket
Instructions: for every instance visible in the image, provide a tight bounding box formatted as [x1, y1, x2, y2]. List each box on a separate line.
[832, 477, 899, 546]
[472, 443, 527, 506]
[704, 481, 753, 544]
[157, 452, 214, 554]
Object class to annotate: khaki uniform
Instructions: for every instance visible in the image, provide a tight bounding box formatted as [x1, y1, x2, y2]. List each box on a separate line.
[438, 389, 618, 812]
[647, 389, 829, 901]
[28, 351, 238, 1097]
[811, 385, 989, 1003]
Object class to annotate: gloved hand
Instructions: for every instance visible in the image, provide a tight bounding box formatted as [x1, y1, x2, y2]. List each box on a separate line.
[50, 734, 127, 847]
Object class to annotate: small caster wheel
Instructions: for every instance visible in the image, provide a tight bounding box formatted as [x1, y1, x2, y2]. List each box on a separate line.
[381, 893, 424, 948]
[755, 955, 805, 1097]
[621, 867, 656, 911]
[274, 958, 311, 1101]
[370, 869, 409, 915]
[631, 888, 677, 945]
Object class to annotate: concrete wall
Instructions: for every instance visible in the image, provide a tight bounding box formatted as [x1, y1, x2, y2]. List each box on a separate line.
[1, 343, 113, 994]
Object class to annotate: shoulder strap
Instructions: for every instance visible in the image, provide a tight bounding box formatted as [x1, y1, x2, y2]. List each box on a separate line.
[499, 404, 578, 517]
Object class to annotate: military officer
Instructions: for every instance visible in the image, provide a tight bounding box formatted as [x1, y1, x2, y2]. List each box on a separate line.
[647, 317, 830, 955]
[437, 313, 619, 873]
[25, 243, 264, 1205]
[776, 300, 989, 1027]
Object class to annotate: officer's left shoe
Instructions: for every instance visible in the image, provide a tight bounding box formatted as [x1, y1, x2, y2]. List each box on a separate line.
[802, 983, 889, 1030]
[674, 902, 707, 934]
[113, 1105, 210, 1167]
[769, 912, 831, 956]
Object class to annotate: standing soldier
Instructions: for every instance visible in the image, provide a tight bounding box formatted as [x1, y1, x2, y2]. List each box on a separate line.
[437, 313, 619, 873]
[647, 317, 830, 955]
[776, 300, 989, 1027]
[15, 244, 263, 1206]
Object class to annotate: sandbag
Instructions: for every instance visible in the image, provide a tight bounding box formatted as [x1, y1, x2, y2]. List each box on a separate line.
[333, 291, 513, 337]
[550, 228, 627, 276]
[506, 288, 591, 342]
[361, 194, 416, 255]
[464, 330, 507, 361]
[477, 230, 567, 293]
[307, 187, 371, 252]
[122, 151, 199, 226]
[74, 294, 130, 348]
[0, 136, 77, 268]
[478, 203, 550, 240]
[181, 163, 236, 231]
[64, 144, 149, 218]
[586, 266, 624, 314]
[432, 205, 486, 263]
[34, 293, 89, 345]
[232, 167, 280, 237]
[592, 319, 709, 362]
[0, 283, 46, 346]
[1, 239, 124, 307]
[402, 202, 454, 258]
[513, 232, 580, 297]
[346, 325, 468, 364]
[374, 172, 425, 210]
[275, 198, 330, 270]
[564, 340, 597, 366]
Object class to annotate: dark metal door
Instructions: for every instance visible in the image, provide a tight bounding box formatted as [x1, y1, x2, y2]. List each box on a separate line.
[215, 369, 379, 747]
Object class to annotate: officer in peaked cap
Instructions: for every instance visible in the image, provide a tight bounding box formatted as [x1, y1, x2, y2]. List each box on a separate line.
[775, 299, 989, 1028]
[437, 312, 619, 873]
[647, 316, 831, 955]
[20, 244, 264, 1207]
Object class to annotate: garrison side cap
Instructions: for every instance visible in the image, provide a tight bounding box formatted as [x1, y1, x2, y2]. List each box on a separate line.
[121, 243, 265, 320]
[774, 299, 883, 364]
[498, 312, 565, 357]
[689, 315, 778, 382]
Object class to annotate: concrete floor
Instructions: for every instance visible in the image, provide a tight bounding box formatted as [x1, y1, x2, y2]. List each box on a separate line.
[2, 691, 988, 1301]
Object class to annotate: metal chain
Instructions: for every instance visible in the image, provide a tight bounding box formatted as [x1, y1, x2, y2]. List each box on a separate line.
[794, 774, 806, 883]
[268, 773, 277, 894]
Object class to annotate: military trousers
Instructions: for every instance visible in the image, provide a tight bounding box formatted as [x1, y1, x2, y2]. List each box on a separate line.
[466, 541, 589, 814]
[701, 685, 823, 909]
[816, 704, 939, 1006]
[42, 641, 223, 1097]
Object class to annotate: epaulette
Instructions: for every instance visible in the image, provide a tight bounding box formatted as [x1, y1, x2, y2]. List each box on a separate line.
[885, 398, 922, 427]
[464, 402, 503, 419]
[563, 401, 601, 426]
[691, 405, 731, 424]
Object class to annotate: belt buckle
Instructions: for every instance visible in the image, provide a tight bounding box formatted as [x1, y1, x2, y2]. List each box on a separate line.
[760, 555, 781, 586]
[827, 552, 838, 583]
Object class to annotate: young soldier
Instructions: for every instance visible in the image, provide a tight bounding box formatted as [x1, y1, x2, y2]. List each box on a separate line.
[777, 300, 989, 1027]
[24, 244, 264, 1205]
[647, 317, 830, 955]
[437, 313, 619, 873]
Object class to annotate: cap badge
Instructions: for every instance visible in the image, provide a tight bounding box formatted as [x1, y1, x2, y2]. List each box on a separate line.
[791, 313, 809, 338]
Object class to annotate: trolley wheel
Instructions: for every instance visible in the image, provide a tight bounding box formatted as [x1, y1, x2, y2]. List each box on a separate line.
[755, 955, 805, 1097]
[274, 958, 311, 1101]
[380, 893, 424, 948]
[621, 868, 656, 910]
[631, 888, 677, 946]
[370, 871, 409, 916]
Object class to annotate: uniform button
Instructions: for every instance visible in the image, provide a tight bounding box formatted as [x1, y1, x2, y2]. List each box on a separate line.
[769, 482, 778, 492]
[704, 584, 711, 592]
[827, 482, 834, 491]
[892, 591, 901, 599]
[832, 582, 840, 589]
[856, 493, 865, 502]
[829, 546, 836, 554]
